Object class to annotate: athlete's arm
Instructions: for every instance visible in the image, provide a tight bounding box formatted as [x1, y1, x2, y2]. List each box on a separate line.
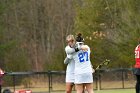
[64, 57, 71, 64]
[65, 43, 87, 55]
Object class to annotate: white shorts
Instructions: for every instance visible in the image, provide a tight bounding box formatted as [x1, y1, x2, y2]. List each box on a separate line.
[66, 72, 75, 83]
[74, 73, 93, 84]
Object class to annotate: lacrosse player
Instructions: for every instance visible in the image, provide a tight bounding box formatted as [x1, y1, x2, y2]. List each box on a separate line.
[64, 34, 89, 93]
[0, 68, 4, 93]
[64, 35, 76, 93]
[134, 38, 140, 93]
[72, 43, 94, 93]
[64, 34, 94, 93]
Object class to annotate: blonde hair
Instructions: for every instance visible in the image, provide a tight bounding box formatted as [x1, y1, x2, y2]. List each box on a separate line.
[66, 35, 75, 42]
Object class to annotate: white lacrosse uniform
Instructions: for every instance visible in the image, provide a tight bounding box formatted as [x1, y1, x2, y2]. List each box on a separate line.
[72, 45, 93, 84]
[65, 45, 75, 83]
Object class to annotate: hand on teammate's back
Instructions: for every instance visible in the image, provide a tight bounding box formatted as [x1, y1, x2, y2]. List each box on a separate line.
[81, 45, 88, 51]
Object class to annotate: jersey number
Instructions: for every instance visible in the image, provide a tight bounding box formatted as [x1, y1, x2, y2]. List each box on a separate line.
[78, 52, 89, 62]
[135, 51, 140, 58]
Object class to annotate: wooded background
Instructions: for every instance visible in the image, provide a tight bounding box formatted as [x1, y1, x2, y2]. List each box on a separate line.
[0, 0, 139, 72]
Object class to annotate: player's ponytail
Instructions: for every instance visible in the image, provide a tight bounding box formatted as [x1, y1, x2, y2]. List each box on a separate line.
[76, 33, 84, 42]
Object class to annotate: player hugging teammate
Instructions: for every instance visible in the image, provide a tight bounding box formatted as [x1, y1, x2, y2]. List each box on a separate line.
[64, 33, 94, 93]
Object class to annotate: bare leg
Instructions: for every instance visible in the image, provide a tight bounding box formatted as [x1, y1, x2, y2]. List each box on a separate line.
[85, 83, 94, 93]
[76, 84, 84, 93]
[82, 84, 86, 93]
[66, 83, 74, 93]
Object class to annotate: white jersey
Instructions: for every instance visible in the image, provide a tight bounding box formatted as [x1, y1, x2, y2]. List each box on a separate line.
[72, 45, 93, 75]
[65, 46, 75, 74]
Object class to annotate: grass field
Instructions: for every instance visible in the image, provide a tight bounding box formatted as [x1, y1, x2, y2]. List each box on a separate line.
[50, 89, 135, 93]
[94, 89, 135, 93]
[5, 87, 135, 93]
[4, 88, 135, 93]
[4, 85, 135, 93]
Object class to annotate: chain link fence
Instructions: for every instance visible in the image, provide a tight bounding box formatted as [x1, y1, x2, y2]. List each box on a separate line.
[2, 69, 136, 93]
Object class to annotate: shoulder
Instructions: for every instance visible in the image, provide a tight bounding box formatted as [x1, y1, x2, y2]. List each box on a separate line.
[65, 46, 71, 50]
[138, 44, 140, 49]
[65, 45, 75, 54]
[135, 44, 140, 50]
[65, 45, 70, 49]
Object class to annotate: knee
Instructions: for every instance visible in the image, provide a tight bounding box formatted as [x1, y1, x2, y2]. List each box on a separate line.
[82, 90, 85, 93]
[66, 89, 72, 93]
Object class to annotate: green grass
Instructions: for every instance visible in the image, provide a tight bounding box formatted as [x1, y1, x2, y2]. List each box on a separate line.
[4, 87, 135, 93]
[51, 89, 135, 93]
[94, 89, 135, 93]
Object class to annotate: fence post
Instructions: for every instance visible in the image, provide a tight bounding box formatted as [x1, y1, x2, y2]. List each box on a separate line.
[50, 72, 52, 91]
[12, 75, 16, 92]
[121, 69, 124, 89]
[48, 70, 52, 93]
[48, 71, 51, 93]
[96, 70, 101, 91]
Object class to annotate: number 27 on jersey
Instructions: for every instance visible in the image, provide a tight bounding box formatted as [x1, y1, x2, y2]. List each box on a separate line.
[78, 52, 89, 62]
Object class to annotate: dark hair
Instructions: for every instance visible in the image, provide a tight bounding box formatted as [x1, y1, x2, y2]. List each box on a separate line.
[76, 33, 84, 42]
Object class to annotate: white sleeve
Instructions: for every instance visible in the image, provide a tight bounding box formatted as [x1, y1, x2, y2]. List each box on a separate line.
[67, 54, 73, 59]
[64, 54, 73, 64]
[64, 57, 71, 64]
[65, 46, 75, 54]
